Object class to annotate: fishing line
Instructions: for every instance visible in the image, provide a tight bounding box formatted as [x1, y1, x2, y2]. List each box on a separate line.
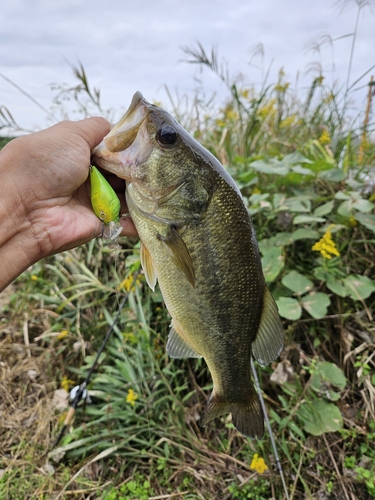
[251, 358, 290, 500]
[53, 269, 141, 448]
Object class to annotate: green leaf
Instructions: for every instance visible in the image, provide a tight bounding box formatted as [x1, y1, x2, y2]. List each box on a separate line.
[282, 271, 313, 295]
[301, 292, 330, 318]
[337, 201, 352, 217]
[276, 297, 302, 320]
[250, 159, 289, 175]
[326, 277, 348, 298]
[318, 168, 346, 182]
[353, 199, 374, 213]
[313, 266, 329, 281]
[344, 275, 375, 301]
[337, 196, 373, 217]
[354, 212, 375, 233]
[293, 215, 326, 225]
[258, 233, 294, 251]
[314, 200, 334, 217]
[298, 400, 343, 435]
[310, 361, 347, 394]
[335, 191, 351, 201]
[291, 165, 314, 176]
[285, 197, 311, 213]
[292, 228, 320, 240]
[261, 247, 285, 282]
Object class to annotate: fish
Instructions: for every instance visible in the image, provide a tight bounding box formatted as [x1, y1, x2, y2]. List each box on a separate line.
[92, 91, 284, 438]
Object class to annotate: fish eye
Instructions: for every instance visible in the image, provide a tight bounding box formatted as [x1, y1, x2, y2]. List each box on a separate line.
[156, 126, 178, 147]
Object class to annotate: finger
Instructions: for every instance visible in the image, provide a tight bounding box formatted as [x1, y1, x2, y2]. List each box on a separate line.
[119, 216, 138, 237]
[74, 117, 111, 149]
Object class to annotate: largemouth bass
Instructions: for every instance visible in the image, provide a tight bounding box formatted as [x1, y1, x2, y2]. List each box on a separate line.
[92, 92, 283, 437]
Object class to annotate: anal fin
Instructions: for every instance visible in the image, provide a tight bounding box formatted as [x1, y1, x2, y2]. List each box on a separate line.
[166, 322, 202, 358]
[157, 226, 195, 287]
[140, 242, 157, 291]
[252, 286, 284, 366]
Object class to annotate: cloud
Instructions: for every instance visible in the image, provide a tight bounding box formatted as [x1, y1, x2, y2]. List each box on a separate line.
[1, 0, 374, 130]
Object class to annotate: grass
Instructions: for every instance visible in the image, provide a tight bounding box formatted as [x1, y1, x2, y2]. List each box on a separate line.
[1, 33, 375, 499]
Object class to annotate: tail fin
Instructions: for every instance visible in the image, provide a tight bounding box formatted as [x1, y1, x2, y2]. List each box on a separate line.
[200, 391, 264, 438]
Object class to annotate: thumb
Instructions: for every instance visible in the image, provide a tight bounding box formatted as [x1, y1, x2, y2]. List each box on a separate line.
[74, 117, 111, 150]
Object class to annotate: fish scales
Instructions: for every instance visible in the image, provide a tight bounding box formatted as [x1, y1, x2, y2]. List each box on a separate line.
[92, 91, 284, 438]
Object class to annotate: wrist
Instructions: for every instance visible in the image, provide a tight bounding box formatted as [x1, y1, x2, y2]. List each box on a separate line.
[0, 140, 41, 291]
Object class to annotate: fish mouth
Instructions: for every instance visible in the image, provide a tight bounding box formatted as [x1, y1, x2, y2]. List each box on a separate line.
[91, 91, 152, 180]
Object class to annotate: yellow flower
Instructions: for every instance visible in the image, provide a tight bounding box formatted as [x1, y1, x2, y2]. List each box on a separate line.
[31, 275, 38, 281]
[280, 115, 297, 128]
[258, 99, 277, 119]
[349, 215, 358, 227]
[312, 225, 340, 260]
[226, 109, 239, 121]
[118, 274, 141, 292]
[61, 376, 75, 392]
[274, 82, 290, 93]
[318, 129, 331, 145]
[252, 187, 261, 195]
[126, 388, 138, 406]
[250, 454, 269, 474]
[57, 330, 69, 340]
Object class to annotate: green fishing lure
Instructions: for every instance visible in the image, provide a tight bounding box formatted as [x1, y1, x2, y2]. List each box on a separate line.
[90, 165, 122, 240]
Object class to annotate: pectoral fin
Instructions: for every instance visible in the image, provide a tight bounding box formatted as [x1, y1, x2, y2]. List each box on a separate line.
[166, 322, 202, 358]
[157, 226, 195, 287]
[252, 287, 284, 366]
[140, 242, 157, 291]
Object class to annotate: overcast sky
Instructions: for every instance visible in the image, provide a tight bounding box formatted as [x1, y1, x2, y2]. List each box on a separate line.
[1, 0, 374, 132]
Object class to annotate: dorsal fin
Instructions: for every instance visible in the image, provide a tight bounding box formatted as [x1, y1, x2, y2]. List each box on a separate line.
[140, 242, 157, 291]
[252, 287, 284, 366]
[166, 322, 202, 358]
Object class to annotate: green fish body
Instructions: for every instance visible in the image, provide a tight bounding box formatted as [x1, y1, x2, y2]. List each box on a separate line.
[92, 92, 283, 437]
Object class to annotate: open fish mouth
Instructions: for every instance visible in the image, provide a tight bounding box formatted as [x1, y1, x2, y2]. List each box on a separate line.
[91, 91, 152, 179]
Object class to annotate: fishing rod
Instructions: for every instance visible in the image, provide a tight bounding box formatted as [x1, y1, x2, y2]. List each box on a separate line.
[53, 165, 139, 448]
[53, 270, 141, 448]
[251, 359, 290, 500]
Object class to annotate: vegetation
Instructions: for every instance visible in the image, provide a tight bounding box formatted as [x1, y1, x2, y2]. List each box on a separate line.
[1, 15, 375, 499]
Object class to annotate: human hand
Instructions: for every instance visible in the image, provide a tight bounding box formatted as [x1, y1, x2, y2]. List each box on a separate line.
[0, 118, 138, 291]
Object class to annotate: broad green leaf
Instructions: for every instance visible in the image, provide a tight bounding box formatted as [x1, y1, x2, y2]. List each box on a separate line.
[291, 165, 314, 176]
[273, 193, 287, 210]
[276, 297, 302, 320]
[292, 228, 320, 241]
[249, 193, 272, 214]
[310, 361, 347, 393]
[282, 151, 311, 165]
[314, 266, 329, 281]
[353, 198, 374, 213]
[314, 200, 334, 217]
[285, 198, 311, 213]
[250, 159, 289, 175]
[301, 292, 330, 318]
[273, 232, 294, 246]
[326, 277, 348, 298]
[337, 201, 352, 217]
[337, 195, 373, 217]
[259, 233, 294, 251]
[293, 215, 326, 225]
[261, 247, 285, 282]
[298, 400, 343, 435]
[354, 212, 375, 233]
[318, 168, 346, 182]
[334, 191, 351, 201]
[308, 158, 336, 174]
[282, 271, 313, 295]
[344, 275, 375, 301]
